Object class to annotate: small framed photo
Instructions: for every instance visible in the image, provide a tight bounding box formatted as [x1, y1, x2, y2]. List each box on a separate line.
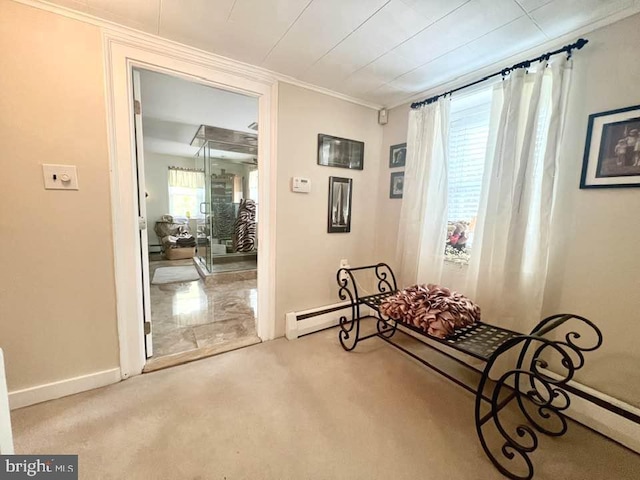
[581, 104, 640, 188]
[390, 172, 404, 199]
[328, 176, 352, 233]
[389, 143, 407, 168]
[318, 134, 364, 170]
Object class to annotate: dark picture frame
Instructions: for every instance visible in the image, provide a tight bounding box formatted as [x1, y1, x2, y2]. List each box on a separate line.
[328, 176, 352, 233]
[581, 104, 640, 189]
[390, 171, 404, 199]
[389, 143, 407, 168]
[317, 134, 364, 170]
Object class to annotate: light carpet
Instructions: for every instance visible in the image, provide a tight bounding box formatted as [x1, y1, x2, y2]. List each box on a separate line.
[151, 265, 200, 284]
[11, 328, 640, 480]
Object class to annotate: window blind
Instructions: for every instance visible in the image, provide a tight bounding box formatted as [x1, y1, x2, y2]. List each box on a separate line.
[447, 91, 492, 228]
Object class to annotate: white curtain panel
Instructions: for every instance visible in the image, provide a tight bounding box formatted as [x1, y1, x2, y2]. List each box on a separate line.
[396, 98, 450, 287]
[466, 59, 572, 330]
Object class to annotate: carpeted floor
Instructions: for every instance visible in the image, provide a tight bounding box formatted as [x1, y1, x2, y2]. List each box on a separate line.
[11, 328, 640, 480]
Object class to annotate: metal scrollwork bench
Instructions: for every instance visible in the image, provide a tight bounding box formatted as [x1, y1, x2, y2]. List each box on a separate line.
[336, 263, 615, 480]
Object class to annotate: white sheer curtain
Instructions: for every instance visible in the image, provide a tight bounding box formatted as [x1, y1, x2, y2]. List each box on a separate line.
[168, 167, 205, 218]
[466, 59, 572, 330]
[168, 168, 204, 188]
[396, 98, 450, 286]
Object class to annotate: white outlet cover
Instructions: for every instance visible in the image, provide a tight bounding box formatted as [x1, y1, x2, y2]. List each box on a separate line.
[42, 164, 79, 190]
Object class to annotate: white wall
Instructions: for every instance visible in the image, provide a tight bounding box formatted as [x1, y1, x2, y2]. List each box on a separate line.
[375, 103, 409, 266]
[0, 0, 120, 392]
[375, 13, 640, 408]
[276, 83, 383, 336]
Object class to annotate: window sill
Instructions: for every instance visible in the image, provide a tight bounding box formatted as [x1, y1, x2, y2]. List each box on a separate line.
[444, 257, 469, 267]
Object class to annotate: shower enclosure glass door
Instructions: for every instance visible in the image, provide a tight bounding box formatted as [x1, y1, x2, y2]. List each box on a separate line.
[195, 139, 258, 275]
[195, 144, 211, 272]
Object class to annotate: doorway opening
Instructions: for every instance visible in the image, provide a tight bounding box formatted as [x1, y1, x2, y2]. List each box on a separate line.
[134, 68, 261, 371]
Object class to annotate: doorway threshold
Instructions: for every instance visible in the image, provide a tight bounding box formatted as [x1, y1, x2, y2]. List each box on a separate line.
[193, 256, 257, 285]
[143, 335, 261, 373]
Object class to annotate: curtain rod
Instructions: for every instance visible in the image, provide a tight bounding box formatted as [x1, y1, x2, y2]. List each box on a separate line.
[410, 38, 588, 109]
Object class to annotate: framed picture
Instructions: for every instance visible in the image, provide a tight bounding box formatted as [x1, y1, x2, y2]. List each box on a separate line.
[581, 104, 640, 188]
[390, 172, 404, 199]
[389, 143, 407, 168]
[318, 134, 364, 170]
[328, 176, 352, 233]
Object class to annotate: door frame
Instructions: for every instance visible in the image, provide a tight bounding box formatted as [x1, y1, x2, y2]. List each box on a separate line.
[131, 69, 153, 358]
[103, 31, 278, 379]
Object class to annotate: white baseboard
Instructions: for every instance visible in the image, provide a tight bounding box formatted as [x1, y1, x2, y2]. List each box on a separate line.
[539, 368, 640, 454]
[8, 368, 121, 410]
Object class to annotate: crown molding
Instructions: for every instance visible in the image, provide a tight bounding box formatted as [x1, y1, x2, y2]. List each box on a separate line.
[387, 5, 640, 110]
[10, 0, 384, 111]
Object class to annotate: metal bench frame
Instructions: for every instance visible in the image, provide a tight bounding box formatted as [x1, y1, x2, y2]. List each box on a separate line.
[337, 263, 606, 480]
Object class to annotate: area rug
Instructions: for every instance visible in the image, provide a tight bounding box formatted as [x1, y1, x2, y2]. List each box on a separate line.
[151, 266, 201, 284]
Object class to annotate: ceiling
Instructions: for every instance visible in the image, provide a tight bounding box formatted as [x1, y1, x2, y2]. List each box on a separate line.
[138, 69, 258, 160]
[54, 0, 640, 106]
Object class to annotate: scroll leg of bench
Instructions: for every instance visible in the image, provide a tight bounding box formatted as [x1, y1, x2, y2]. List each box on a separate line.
[514, 338, 570, 437]
[515, 314, 603, 436]
[338, 310, 361, 351]
[474, 324, 602, 479]
[375, 312, 397, 338]
[475, 341, 537, 480]
[337, 271, 361, 351]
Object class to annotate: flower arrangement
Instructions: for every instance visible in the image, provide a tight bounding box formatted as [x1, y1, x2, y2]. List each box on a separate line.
[445, 220, 471, 264]
[445, 244, 471, 264]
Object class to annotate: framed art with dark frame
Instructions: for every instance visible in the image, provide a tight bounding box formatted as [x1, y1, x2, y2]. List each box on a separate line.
[317, 134, 364, 170]
[390, 171, 404, 199]
[581, 104, 640, 188]
[389, 143, 406, 168]
[328, 176, 352, 233]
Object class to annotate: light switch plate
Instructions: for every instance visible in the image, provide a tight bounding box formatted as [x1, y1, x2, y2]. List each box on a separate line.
[42, 164, 79, 190]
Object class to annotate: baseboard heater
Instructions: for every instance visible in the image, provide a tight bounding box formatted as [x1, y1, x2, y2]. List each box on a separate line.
[285, 301, 373, 340]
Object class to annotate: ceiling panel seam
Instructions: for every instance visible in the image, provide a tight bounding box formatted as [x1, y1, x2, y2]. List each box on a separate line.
[385, 6, 640, 108]
[343, 0, 473, 82]
[156, 0, 162, 35]
[369, 13, 530, 97]
[513, 0, 549, 39]
[227, 0, 239, 21]
[305, 0, 391, 70]
[260, 0, 315, 64]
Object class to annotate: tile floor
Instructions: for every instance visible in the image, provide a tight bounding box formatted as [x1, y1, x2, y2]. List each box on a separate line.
[147, 259, 260, 361]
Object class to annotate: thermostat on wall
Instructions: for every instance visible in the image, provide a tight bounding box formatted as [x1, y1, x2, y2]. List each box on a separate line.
[292, 177, 311, 193]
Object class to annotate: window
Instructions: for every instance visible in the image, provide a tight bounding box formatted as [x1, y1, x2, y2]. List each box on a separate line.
[443, 73, 554, 265]
[167, 168, 205, 219]
[446, 88, 492, 263]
